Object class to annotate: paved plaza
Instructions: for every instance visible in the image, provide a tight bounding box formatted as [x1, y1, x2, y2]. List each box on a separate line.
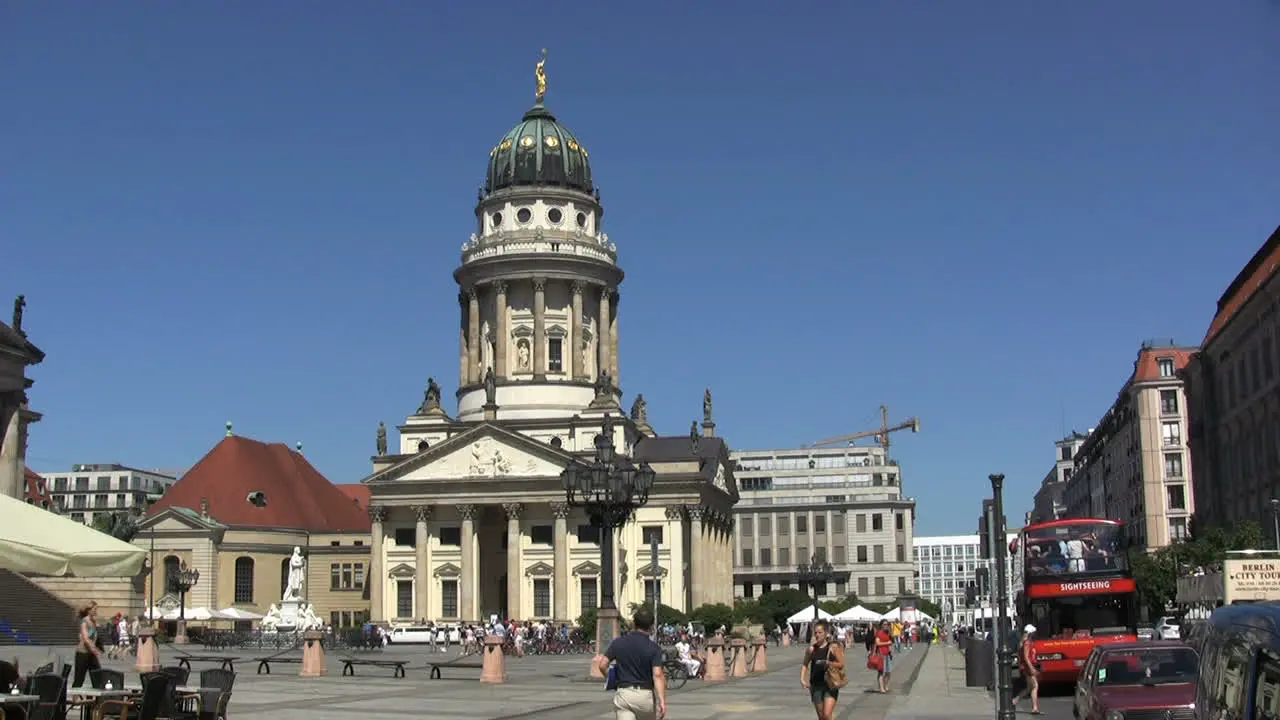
[10, 640, 950, 719]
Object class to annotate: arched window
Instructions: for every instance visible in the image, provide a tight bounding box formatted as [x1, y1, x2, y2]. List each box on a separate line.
[234, 557, 255, 603]
[280, 558, 290, 600]
[163, 555, 181, 594]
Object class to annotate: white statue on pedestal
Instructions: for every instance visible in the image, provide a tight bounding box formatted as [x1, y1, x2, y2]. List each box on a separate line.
[285, 547, 306, 601]
[261, 603, 283, 631]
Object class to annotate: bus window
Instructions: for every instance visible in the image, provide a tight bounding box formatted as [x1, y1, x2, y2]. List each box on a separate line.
[1211, 639, 1251, 720]
[1255, 650, 1280, 720]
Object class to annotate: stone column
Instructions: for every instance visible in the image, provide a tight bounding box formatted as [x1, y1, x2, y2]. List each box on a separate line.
[570, 282, 585, 380]
[664, 506, 684, 609]
[597, 286, 611, 383]
[413, 505, 431, 621]
[493, 281, 509, 379]
[458, 294, 468, 387]
[458, 504, 478, 622]
[724, 518, 735, 604]
[504, 503, 524, 619]
[551, 502, 571, 621]
[467, 288, 481, 385]
[610, 292, 619, 386]
[0, 397, 20, 501]
[369, 505, 387, 622]
[532, 278, 547, 380]
[686, 506, 704, 608]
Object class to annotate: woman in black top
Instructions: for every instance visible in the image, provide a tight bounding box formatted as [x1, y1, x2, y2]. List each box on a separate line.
[800, 620, 844, 720]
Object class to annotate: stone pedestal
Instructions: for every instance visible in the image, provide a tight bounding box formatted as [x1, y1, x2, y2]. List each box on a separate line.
[589, 606, 622, 678]
[300, 630, 325, 677]
[173, 620, 189, 645]
[134, 627, 159, 672]
[783, 634, 791, 647]
[750, 638, 768, 673]
[483, 403, 498, 422]
[730, 638, 748, 678]
[480, 635, 506, 684]
[703, 635, 726, 683]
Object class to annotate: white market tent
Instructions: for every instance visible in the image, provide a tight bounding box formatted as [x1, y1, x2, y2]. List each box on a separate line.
[217, 607, 264, 621]
[786, 605, 834, 624]
[161, 607, 220, 622]
[834, 604, 884, 623]
[882, 606, 936, 622]
[0, 493, 146, 577]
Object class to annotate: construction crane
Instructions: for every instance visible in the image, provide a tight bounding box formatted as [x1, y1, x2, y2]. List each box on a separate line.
[804, 405, 920, 453]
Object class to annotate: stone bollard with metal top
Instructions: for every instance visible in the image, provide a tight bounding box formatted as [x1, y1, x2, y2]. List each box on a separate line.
[750, 637, 768, 673]
[135, 626, 159, 672]
[703, 635, 727, 683]
[300, 630, 326, 677]
[480, 635, 506, 683]
[783, 633, 792, 647]
[730, 638, 749, 678]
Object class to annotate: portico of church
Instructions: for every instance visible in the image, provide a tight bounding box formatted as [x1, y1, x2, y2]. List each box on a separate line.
[362, 422, 738, 623]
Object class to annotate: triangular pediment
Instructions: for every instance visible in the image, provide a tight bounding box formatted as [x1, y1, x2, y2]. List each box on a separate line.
[363, 423, 577, 483]
[139, 506, 224, 533]
[388, 563, 415, 578]
[636, 562, 668, 579]
[573, 561, 601, 577]
[525, 561, 554, 577]
[433, 562, 461, 578]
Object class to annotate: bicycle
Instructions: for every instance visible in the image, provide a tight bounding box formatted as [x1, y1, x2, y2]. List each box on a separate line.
[662, 660, 689, 690]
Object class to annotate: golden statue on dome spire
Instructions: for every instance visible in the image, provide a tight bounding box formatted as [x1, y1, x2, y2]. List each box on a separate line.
[535, 48, 548, 104]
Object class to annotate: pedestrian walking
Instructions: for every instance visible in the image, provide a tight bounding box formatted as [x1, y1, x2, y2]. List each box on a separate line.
[1011, 624, 1042, 714]
[593, 608, 667, 720]
[800, 620, 846, 720]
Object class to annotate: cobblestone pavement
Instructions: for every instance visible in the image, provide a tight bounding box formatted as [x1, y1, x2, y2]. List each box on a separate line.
[8, 640, 948, 719]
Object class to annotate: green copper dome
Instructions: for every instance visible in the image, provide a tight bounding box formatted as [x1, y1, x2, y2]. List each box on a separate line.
[485, 104, 594, 195]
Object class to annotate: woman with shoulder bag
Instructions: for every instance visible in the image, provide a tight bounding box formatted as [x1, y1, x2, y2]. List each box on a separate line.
[800, 620, 846, 720]
[871, 619, 894, 693]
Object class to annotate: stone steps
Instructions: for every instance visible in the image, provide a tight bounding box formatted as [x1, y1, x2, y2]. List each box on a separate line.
[0, 570, 80, 646]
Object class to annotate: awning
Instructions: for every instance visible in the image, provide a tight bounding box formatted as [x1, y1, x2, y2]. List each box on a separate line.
[0, 493, 146, 577]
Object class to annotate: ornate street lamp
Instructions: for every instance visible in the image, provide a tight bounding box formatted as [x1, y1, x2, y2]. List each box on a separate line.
[170, 561, 200, 645]
[560, 413, 656, 663]
[797, 554, 835, 625]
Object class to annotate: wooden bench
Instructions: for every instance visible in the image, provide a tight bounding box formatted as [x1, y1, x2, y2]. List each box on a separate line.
[428, 660, 483, 679]
[175, 655, 239, 673]
[340, 659, 407, 678]
[255, 657, 303, 675]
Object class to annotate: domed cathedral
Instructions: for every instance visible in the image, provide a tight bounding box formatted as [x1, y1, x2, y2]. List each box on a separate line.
[360, 54, 739, 627]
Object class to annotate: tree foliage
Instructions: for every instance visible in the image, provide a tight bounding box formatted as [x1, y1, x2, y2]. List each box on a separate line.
[627, 602, 687, 625]
[1130, 520, 1264, 619]
[689, 603, 735, 633]
[753, 588, 811, 628]
[91, 512, 140, 542]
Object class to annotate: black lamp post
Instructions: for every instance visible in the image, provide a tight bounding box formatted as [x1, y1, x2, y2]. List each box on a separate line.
[798, 554, 835, 627]
[560, 413, 656, 665]
[990, 473, 1015, 720]
[171, 561, 200, 645]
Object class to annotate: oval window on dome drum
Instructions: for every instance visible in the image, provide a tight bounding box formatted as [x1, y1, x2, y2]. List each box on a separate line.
[517, 208, 532, 224]
[492, 213, 503, 228]
[547, 208, 563, 224]
[576, 212, 587, 228]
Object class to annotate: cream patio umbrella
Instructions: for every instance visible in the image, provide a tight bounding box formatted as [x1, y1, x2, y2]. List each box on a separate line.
[0, 493, 146, 577]
[216, 607, 264, 621]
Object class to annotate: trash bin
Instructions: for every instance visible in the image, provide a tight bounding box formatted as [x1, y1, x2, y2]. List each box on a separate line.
[965, 636, 994, 688]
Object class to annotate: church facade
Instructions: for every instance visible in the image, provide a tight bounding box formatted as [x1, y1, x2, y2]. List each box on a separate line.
[362, 67, 738, 624]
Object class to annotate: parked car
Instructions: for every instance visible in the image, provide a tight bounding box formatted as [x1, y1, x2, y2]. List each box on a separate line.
[1136, 623, 1156, 641]
[1073, 641, 1198, 720]
[1155, 616, 1181, 640]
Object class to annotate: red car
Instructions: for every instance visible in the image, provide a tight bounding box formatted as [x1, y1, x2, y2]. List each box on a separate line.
[1072, 641, 1198, 720]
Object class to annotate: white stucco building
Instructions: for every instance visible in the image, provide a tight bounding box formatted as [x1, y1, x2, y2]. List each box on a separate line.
[913, 533, 1020, 625]
[35, 464, 177, 525]
[359, 63, 737, 626]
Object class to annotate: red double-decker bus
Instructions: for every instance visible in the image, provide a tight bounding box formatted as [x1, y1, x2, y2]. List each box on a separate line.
[1012, 518, 1138, 684]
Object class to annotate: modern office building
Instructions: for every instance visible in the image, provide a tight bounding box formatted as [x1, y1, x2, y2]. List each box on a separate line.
[36, 463, 177, 526]
[1030, 431, 1090, 524]
[730, 445, 916, 604]
[1184, 224, 1280, 532]
[1062, 342, 1197, 549]
[913, 533, 1019, 626]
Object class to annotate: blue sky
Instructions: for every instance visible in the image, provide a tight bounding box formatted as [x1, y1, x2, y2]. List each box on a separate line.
[4, 2, 1278, 535]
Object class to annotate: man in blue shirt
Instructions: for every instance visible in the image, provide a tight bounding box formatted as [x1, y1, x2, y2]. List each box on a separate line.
[594, 608, 667, 720]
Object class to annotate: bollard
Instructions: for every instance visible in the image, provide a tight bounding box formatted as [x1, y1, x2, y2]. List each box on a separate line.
[783, 633, 792, 647]
[730, 638, 748, 678]
[300, 630, 326, 677]
[964, 636, 993, 688]
[135, 627, 159, 672]
[703, 635, 727, 683]
[751, 637, 768, 673]
[480, 635, 506, 684]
